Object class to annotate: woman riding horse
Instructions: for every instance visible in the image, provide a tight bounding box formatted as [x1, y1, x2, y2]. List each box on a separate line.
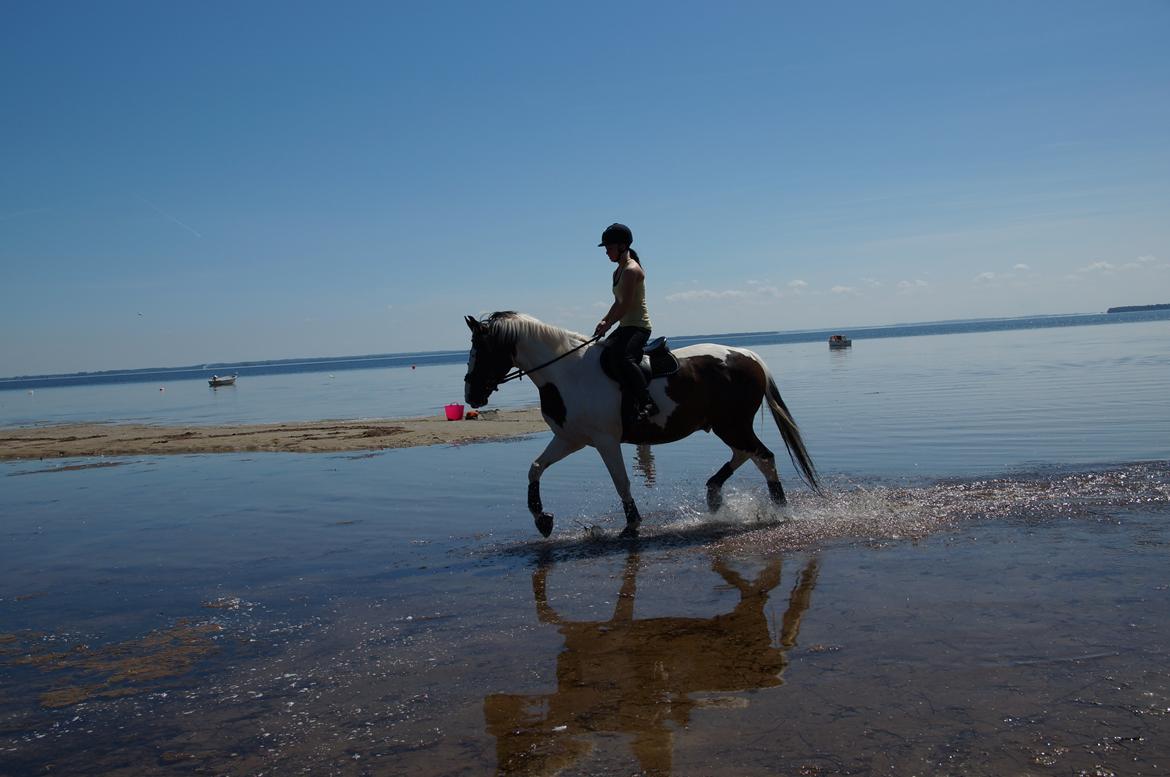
[464, 311, 820, 538]
[593, 223, 659, 423]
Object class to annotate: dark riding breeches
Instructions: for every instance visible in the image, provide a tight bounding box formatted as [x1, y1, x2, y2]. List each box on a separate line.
[604, 326, 651, 400]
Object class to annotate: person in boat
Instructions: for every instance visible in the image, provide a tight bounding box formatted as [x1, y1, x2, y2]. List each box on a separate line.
[593, 223, 659, 422]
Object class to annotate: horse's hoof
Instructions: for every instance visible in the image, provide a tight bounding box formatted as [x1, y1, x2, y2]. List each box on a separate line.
[535, 513, 554, 537]
[619, 524, 640, 539]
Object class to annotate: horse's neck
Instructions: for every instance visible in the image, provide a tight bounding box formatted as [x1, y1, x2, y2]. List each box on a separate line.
[513, 323, 587, 386]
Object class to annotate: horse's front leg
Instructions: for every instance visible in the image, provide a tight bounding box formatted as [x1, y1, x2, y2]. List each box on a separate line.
[528, 435, 584, 537]
[596, 438, 641, 538]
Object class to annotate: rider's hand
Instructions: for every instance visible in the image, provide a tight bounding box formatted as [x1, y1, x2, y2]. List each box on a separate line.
[594, 320, 609, 338]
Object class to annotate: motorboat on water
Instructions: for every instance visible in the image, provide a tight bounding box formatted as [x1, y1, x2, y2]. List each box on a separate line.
[209, 374, 237, 387]
[828, 334, 852, 349]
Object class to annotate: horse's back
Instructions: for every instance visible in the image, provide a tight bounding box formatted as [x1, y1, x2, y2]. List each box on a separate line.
[671, 343, 768, 389]
[622, 343, 769, 445]
[673, 342, 758, 363]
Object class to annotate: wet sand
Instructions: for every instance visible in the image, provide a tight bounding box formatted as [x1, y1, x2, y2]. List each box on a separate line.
[0, 406, 548, 460]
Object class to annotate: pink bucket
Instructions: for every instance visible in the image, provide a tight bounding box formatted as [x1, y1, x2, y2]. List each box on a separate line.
[444, 403, 465, 421]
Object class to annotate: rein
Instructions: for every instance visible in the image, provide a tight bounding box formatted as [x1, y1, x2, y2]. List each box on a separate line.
[497, 335, 601, 385]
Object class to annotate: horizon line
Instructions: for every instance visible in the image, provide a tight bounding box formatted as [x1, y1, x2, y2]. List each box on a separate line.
[1, 309, 1114, 383]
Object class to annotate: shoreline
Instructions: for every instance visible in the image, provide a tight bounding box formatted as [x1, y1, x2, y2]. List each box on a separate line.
[0, 407, 549, 460]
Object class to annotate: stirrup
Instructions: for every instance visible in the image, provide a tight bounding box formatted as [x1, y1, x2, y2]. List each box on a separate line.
[634, 397, 659, 421]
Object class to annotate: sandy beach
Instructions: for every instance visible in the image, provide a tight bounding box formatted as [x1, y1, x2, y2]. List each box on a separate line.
[0, 406, 548, 460]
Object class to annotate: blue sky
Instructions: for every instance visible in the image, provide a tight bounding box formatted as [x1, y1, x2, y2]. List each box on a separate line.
[3, 1, 1168, 376]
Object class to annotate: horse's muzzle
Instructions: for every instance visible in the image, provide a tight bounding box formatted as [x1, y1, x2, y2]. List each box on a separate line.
[464, 382, 491, 409]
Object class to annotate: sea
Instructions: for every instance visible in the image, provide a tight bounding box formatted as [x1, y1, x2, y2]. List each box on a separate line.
[2, 310, 1169, 776]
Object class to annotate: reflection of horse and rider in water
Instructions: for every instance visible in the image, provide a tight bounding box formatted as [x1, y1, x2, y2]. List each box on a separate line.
[464, 222, 821, 539]
[484, 552, 821, 775]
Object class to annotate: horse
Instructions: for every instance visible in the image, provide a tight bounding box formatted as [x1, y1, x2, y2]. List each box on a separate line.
[463, 312, 819, 537]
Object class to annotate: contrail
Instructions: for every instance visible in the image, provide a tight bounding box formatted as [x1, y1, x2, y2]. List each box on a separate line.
[137, 195, 203, 238]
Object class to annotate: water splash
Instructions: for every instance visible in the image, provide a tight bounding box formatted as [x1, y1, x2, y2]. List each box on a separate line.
[713, 461, 1170, 553]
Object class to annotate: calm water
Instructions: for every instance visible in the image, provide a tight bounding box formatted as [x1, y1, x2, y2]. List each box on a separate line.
[5, 318, 1167, 478]
[3, 308, 1168, 428]
[2, 317, 1169, 775]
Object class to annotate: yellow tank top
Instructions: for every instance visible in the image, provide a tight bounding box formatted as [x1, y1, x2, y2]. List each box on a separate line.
[613, 264, 652, 330]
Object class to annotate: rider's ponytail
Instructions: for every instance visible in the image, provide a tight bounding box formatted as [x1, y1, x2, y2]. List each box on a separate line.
[628, 248, 642, 265]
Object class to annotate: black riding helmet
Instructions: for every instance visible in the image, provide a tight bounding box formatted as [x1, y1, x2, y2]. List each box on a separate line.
[598, 223, 633, 247]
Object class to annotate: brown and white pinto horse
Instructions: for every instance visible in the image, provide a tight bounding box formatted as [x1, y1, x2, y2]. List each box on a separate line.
[464, 312, 819, 538]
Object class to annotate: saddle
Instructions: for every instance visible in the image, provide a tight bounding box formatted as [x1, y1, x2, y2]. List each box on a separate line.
[599, 337, 680, 383]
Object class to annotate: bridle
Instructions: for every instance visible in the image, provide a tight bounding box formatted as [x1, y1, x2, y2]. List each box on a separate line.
[472, 333, 601, 392]
[498, 334, 601, 384]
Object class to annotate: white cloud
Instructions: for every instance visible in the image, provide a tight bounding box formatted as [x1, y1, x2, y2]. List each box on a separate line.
[1074, 256, 1165, 275]
[830, 285, 857, 295]
[665, 289, 748, 302]
[976, 264, 1037, 285]
[863, 278, 883, 288]
[1121, 255, 1164, 270]
[897, 279, 929, 294]
[1074, 255, 1169, 276]
[665, 278, 806, 304]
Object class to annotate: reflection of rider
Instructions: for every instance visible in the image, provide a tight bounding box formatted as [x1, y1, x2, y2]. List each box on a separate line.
[593, 223, 659, 422]
[633, 444, 656, 487]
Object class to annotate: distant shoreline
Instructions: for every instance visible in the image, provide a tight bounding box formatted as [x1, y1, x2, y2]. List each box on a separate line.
[1106, 303, 1170, 313]
[0, 407, 548, 461]
[5, 308, 1170, 389]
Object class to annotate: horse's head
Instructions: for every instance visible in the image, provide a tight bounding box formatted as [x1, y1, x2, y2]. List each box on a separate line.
[464, 313, 517, 408]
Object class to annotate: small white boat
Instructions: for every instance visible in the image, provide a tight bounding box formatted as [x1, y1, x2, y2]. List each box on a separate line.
[209, 374, 237, 387]
[828, 334, 852, 349]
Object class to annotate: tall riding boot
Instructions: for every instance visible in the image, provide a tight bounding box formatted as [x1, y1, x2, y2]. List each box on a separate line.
[618, 359, 657, 422]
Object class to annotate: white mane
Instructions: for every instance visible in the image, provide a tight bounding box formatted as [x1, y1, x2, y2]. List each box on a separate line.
[487, 312, 589, 352]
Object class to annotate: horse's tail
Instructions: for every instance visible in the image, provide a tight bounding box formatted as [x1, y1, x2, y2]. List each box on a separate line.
[761, 362, 822, 495]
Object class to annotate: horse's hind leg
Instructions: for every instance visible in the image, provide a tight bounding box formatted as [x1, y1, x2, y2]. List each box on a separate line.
[706, 449, 750, 512]
[750, 441, 786, 505]
[528, 435, 585, 537]
[714, 425, 785, 506]
[595, 437, 641, 538]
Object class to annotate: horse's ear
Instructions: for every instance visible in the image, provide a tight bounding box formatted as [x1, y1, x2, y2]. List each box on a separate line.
[465, 315, 481, 333]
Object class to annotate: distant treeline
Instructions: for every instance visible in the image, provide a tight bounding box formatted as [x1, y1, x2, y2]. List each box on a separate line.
[1107, 304, 1170, 313]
